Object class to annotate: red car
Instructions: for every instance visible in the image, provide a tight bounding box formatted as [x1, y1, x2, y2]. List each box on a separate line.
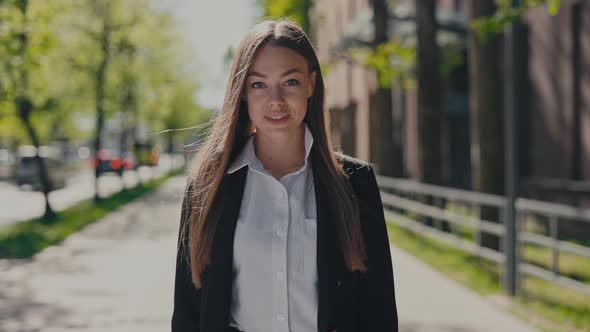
[91, 149, 136, 175]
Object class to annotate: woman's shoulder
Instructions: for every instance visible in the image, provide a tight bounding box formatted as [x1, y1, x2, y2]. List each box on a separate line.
[334, 153, 381, 212]
[334, 152, 374, 178]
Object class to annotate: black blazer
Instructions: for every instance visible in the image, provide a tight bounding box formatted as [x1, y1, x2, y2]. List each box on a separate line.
[172, 153, 398, 332]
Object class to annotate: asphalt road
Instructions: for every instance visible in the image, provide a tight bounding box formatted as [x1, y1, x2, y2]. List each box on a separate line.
[0, 154, 184, 227]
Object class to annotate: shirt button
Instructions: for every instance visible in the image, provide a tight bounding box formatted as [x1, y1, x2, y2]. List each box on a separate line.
[276, 271, 284, 280]
[276, 228, 286, 237]
[276, 313, 285, 321]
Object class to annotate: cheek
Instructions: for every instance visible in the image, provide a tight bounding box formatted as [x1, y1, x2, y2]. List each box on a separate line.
[283, 88, 309, 99]
[285, 92, 310, 113]
[244, 91, 266, 110]
[245, 97, 266, 123]
[288, 97, 309, 114]
[279, 89, 310, 110]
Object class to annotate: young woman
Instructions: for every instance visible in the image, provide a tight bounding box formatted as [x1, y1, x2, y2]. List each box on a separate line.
[172, 18, 398, 332]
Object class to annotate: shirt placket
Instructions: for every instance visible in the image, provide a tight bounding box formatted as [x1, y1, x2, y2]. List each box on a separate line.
[271, 180, 290, 332]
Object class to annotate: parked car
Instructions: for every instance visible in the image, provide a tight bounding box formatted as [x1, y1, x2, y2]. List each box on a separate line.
[121, 151, 137, 171]
[91, 149, 137, 175]
[15, 145, 66, 191]
[134, 142, 159, 167]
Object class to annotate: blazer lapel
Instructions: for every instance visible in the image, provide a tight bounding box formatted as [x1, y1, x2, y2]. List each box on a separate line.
[200, 167, 248, 331]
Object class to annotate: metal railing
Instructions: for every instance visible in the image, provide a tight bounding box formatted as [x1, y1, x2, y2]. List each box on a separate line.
[376, 175, 590, 297]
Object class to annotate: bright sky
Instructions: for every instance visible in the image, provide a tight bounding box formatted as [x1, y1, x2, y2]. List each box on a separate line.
[153, 0, 260, 110]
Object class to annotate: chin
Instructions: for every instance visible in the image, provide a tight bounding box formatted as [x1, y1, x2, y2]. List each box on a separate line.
[257, 122, 303, 137]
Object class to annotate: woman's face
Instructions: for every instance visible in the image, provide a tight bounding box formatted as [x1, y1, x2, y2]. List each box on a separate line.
[243, 44, 316, 139]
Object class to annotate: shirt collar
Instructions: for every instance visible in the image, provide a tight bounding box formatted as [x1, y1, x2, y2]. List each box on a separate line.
[227, 123, 314, 174]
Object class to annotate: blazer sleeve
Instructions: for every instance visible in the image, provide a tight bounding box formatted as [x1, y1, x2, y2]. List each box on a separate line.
[171, 186, 201, 331]
[355, 166, 399, 331]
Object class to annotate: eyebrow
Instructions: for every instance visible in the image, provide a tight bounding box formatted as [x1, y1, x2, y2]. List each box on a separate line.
[247, 68, 303, 79]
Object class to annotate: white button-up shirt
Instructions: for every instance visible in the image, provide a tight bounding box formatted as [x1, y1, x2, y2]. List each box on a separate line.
[227, 124, 318, 332]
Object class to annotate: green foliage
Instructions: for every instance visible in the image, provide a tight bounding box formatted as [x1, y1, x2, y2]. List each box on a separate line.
[440, 46, 464, 79]
[519, 277, 590, 332]
[0, 0, 208, 149]
[319, 61, 331, 79]
[0, 0, 69, 146]
[127, 12, 208, 146]
[471, 0, 563, 42]
[348, 40, 416, 89]
[522, 244, 590, 284]
[223, 46, 235, 71]
[258, 0, 310, 33]
[345, 41, 462, 89]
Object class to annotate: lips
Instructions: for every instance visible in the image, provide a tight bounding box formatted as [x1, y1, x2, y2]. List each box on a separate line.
[266, 115, 288, 120]
[264, 113, 290, 121]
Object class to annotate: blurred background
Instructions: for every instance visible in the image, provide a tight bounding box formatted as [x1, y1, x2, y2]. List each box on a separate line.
[0, 0, 589, 332]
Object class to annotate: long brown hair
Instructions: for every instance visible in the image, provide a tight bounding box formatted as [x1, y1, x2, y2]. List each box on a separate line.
[182, 18, 366, 288]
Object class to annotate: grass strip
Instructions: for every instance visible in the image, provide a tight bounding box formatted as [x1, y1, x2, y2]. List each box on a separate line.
[385, 221, 590, 332]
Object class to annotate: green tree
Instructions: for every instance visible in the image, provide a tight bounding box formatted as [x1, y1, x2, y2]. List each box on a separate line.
[370, 0, 402, 177]
[468, 0, 505, 251]
[258, 0, 312, 34]
[115, 37, 137, 164]
[471, 0, 562, 40]
[1, 1, 86, 148]
[0, 0, 67, 221]
[468, 0, 562, 251]
[128, 9, 208, 157]
[65, 0, 148, 200]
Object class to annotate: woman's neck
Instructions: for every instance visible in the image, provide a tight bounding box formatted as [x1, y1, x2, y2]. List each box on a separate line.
[254, 126, 306, 180]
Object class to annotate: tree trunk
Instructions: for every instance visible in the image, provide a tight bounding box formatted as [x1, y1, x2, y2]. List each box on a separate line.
[119, 114, 129, 181]
[468, 0, 504, 251]
[571, 4, 582, 181]
[371, 0, 402, 177]
[166, 130, 174, 154]
[118, 81, 134, 180]
[93, 8, 112, 202]
[119, 41, 137, 179]
[17, 98, 57, 221]
[13, 0, 56, 221]
[416, 0, 446, 228]
[416, 0, 442, 185]
[94, 59, 107, 201]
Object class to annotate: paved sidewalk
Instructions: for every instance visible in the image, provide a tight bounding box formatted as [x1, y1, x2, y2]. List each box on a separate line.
[391, 246, 538, 332]
[0, 175, 539, 332]
[0, 176, 187, 332]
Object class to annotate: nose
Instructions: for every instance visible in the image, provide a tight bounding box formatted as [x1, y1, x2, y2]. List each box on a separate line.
[268, 86, 285, 109]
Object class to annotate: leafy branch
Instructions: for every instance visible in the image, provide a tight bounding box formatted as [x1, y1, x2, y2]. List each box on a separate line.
[471, 0, 562, 41]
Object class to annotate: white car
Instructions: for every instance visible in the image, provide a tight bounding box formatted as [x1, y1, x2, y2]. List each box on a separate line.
[0, 149, 15, 180]
[15, 145, 66, 191]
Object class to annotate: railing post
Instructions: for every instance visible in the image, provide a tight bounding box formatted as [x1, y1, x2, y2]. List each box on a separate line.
[503, 0, 524, 296]
[474, 203, 482, 253]
[434, 196, 442, 230]
[550, 215, 559, 276]
[499, 207, 507, 273]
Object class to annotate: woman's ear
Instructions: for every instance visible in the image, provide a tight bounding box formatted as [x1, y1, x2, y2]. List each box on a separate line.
[308, 70, 317, 98]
